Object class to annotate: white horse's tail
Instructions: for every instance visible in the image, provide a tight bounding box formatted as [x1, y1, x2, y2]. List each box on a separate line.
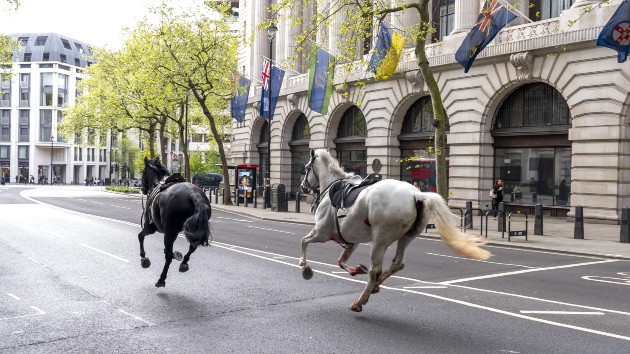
[421, 193, 492, 261]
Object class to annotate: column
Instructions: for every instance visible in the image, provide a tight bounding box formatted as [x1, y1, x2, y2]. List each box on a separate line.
[289, 0, 303, 73]
[390, 0, 416, 48]
[450, 0, 479, 35]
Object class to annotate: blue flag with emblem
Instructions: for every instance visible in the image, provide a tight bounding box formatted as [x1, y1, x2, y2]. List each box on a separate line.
[259, 59, 285, 120]
[230, 74, 251, 123]
[596, 0, 630, 63]
[455, 0, 517, 73]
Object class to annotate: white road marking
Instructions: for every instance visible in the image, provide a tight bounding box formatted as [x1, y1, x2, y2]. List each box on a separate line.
[216, 216, 253, 223]
[246, 225, 294, 234]
[77, 199, 104, 205]
[0, 306, 46, 321]
[49, 231, 67, 239]
[28, 257, 44, 266]
[211, 242, 630, 342]
[403, 286, 448, 289]
[439, 259, 618, 285]
[520, 311, 604, 315]
[80, 244, 130, 263]
[108, 204, 131, 209]
[581, 276, 630, 286]
[6, 293, 20, 300]
[118, 309, 154, 326]
[425, 252, 536, 268]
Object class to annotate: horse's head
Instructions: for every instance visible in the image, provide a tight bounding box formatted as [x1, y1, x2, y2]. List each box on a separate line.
[141, 157, 169, 195]
[301, 149, 320, 193]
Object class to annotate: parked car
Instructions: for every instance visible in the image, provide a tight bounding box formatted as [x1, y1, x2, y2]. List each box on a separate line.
[133, 179, 142, 187]
[192, 173, 223, 189]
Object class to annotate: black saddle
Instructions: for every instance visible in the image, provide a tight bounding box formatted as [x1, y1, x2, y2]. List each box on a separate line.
[329, 173, 382, 214]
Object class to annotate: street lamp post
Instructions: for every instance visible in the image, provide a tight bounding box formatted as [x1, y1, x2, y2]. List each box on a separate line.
[50, 136, 54, 185]
[265, 23, 277, 209]
[109, 128, 113, 186]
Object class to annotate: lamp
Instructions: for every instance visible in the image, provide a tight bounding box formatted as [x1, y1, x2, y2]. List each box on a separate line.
[50, 136, 54, 185]
[265, 22, 277, 208]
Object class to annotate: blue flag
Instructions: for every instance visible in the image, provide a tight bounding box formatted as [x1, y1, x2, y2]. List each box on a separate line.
[455, 0, 517, 73]
[596, 0, 630, 63]
[308, 45, 335, 114]
[259, 60, 285, 120]
[230, 74, 251, 123]
[367, 23, 406, 79]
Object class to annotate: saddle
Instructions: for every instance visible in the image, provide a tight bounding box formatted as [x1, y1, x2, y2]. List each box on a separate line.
[329, 173, 382, 218]
[144, 173, 186, 226]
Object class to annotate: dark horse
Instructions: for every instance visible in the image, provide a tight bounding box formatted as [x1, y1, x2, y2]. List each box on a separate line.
[139, 157, 212, 287]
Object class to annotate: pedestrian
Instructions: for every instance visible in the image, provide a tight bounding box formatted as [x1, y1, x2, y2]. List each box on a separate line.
[1, 172, 5, 186]
[15, 175, 18, 184]
[491, 178, 503, 219]
[513, 183, 522, 202]
[30, 175, 34, 184]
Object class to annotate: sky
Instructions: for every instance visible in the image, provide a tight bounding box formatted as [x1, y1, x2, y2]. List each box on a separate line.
[0, 0, 200, 49]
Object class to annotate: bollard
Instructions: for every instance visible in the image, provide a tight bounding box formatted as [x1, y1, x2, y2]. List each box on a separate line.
[534, 204, 543, 235]
[574, 205, 584, 239]
[295, 192, 301, 213]
[221, 188, 225, 204]
[253, 190, 257, 208]
[532, 192, 538, 204]
[498, 202, 505, 232]
[465, 201, 473, 229]
[244, 192, 248, 207]
[621, 208, 629, 243]
[235, 187, 240, 206]
[215, 188, 218, 204]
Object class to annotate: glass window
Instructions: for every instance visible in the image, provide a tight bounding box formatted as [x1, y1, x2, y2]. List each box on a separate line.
[338, 106, 366, 137]
[58, 74, 68, 107]
[439, 1, 455, 40]
[494, 147, 571, 206]
[402, 96, 435, 134]
[35, 36, 47, 46]
[530, 0, 574, 21]
[18, 146, 28, 159]
[291, 114, 310, 141]
[336, 150, 367, 177]
[400, 149, 449, 192]
[0, 145, 9, 158]
[43, 53, 50, 61]
[495, 83, 570, 130]
[23, 53, 31, 62]
[19, 110, 29, 142]
[40, 109, 53, 141]
[41, 73, 53, 106]
[18, 37, 29, 45]
[60, 38, 71, 49]
[0, 110, 9, 142]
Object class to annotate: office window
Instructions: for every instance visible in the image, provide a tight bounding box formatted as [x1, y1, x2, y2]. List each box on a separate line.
[58, 74, 68, 107]
[0, 110, 9, 142]
[23, 53, 31, 62]
[74, 58, 80, 67]
[43, 52, 50, 61]
[18, 37, 29, 45]
[19, 110, 29, 142]
[35, 36, 47, 46]
[40, 109, 53, 141]
[530, 0, 574, 20]
[41, 73, 53, 106]
[439, 0, 455, 40]
[0, 145, 9, 159]
[18, 146, 28, 159]
[75, 42, 84, 53]
[60, 54, 67, 63]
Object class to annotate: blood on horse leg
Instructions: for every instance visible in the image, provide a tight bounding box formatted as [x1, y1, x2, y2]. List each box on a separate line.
[336, 243, 367, 276]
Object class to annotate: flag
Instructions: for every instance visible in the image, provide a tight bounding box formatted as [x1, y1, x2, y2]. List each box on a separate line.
[596, 0, 630, 63]
[307, 44, 335, 114]
[230, 73, 251, 123]
[260, 60, 285, 120]
[367, 22, 406, 80]
[455, 0, 517, 73]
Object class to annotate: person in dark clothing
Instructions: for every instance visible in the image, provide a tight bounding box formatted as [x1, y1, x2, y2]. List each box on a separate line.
[492, 178, 504, 219]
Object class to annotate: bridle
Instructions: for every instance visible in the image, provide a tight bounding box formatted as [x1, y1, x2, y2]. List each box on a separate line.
[301, 154, 319, 193]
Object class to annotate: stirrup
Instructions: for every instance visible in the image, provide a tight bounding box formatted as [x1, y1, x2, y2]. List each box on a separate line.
[337, 208, 347, 218]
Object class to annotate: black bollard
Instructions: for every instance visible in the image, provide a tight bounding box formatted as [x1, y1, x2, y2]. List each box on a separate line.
[534, 204, 543, 235]
[465, 201, 473, 229]
[296, 192, 301, 213]
[235, 187, 240, 206]
[620, 208, 629, 243]
[498, 202, 505, 232]
[253, 190, 257, 208]
[244, 192, 248, 207]
[214, 188, 218, 204]
[221, 188, 225, 204]
[574, 205, 584, 239]
[532, 192, 538, 204]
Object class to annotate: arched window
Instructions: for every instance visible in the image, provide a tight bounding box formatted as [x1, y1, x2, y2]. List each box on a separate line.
[493, 83, 572, 209]
[402, 96, 435, 135]
[495, 83, 570, 130]
[335, 106, 367, 177]
[290, 114, 310, 194]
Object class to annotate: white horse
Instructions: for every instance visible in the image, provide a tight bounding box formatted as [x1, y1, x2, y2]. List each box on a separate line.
[299, 149, 491, 312]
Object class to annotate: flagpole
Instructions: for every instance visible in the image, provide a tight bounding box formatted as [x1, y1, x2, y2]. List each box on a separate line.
[260, 55, 302, 76]
[497, 0, 534, 23]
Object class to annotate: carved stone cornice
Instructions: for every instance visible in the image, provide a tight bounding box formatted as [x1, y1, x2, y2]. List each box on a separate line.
[287, 93, 299, 108]
[510, 52, 534, 81]
[335, 83, 349, 98]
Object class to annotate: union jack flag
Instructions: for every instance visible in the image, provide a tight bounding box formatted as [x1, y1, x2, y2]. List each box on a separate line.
[261, 59, 270, 90]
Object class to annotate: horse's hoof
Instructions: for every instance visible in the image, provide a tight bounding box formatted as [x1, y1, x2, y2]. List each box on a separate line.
[173, 251, 183, 261]
[372, 285, 380, 294]
[179, 263, 189, 272]
[141, 258, 151, 269]
[358, 264, 368, 274]
[155, 279, 166, 288]
[302, 266, 313, 280]
[350, 301, 363, 312]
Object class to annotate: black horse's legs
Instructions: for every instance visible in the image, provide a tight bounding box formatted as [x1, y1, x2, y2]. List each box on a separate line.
[155, 233, 177, 288]
[179, 243, 198, 273]
[138, 223, 157, 269]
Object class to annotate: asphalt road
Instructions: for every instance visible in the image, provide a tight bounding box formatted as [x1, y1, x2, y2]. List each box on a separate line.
[1, 186, 629, 353]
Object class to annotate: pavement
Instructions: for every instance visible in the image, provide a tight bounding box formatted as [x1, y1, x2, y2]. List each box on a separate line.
[207, 192, 630, 260]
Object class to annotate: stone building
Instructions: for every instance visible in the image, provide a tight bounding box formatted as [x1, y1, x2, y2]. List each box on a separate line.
[230, 1, 630, 223]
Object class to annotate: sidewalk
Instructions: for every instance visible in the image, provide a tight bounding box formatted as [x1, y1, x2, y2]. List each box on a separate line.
[208, 191, 630, 260]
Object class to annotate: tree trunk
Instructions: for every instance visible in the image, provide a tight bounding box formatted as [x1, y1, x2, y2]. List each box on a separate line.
[158, 120, 168, 166]
[148, 122, 156, 158]
[416, 2, 448, 201]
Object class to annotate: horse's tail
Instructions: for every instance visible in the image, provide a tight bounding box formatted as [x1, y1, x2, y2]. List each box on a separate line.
[183, 192, 212, 247]
[420, 192, 491, 261]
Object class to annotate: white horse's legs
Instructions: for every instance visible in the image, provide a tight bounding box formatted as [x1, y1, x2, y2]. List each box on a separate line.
[338, 244, 368, 276]
[299, 229, 320, 280]
[372, 234, 416, 293]
[351, 243, 388, 312]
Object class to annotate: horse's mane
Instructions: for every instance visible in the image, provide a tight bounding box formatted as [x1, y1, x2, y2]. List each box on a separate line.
[314, 149, 354, 178]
